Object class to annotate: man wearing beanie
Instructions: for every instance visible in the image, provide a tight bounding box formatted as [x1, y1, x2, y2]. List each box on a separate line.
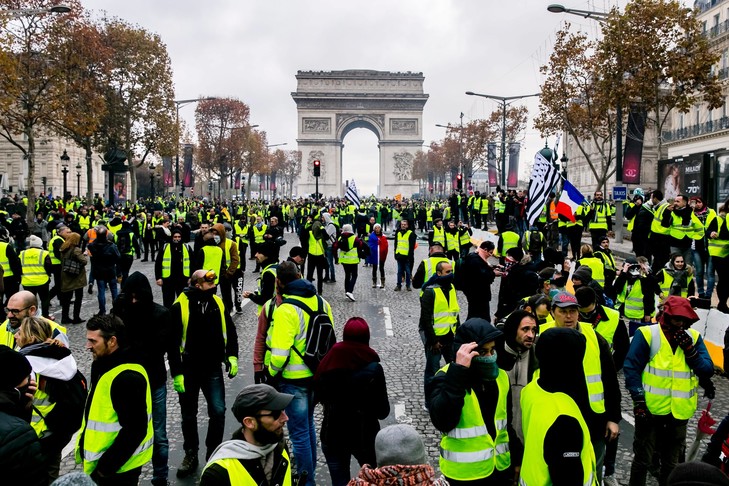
[624, 296, 714, 485]
[0, 344, 45, 485]
[155, 227, 192, 308]
[200, 384, 293, 486]
[520, 327, 597, 484]
[349, 424, 449, 485]
[428, 318, 522, 484]
[541, 291, 621, 484]
[19, 234, 53, 318]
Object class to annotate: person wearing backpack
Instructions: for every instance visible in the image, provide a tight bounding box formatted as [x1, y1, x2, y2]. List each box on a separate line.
[268, 262, 336, 486]
[16, 316, 86, 483]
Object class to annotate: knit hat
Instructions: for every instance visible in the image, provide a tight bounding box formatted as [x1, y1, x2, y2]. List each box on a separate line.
[572, 266, 593, 283]
[27, 235, 43, 249]
[667, 461, 729, 485]
[375, 424, 428, 466]
[0, 345, 32, 389]
[342, 224, 353, 233]
[50, 472, 96, 486]
[343, 317, 370, 345]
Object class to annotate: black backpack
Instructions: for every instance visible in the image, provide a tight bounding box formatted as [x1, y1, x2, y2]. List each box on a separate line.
[282, 295, 336, 372]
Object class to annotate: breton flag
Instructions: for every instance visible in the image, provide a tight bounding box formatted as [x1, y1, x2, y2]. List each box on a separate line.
[345, 179, 361, 207]
[526, 151, 561, 226]
[556, 179, 587, 222]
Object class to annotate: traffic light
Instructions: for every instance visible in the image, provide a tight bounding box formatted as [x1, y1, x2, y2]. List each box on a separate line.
[456, 173, 463, 190]
[313, 159, 321, 177]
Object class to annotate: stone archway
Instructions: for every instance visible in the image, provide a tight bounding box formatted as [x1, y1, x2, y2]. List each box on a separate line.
[292, 70, 428, 198]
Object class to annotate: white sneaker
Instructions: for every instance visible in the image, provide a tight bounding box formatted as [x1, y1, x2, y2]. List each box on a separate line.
[345, 292, 355, 301]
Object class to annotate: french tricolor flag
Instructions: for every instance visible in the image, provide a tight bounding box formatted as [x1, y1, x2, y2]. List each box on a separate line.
[556, 180, 586, 222]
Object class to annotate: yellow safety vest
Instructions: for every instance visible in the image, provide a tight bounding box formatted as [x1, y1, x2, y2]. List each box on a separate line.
[651, 202, 670, 235]
[176, 293, 227, 354]
[577, 257, 605, 288]
[667, 211, 704, 242]
[0, 241, 15, 277]
[432, 226, 445, 247]
[589, 204, 608, 230]
[393, 230, 410, 257]
[617, 279, 646, 320]
[161, 243, 190, 278]
[540, 323, 605, 413]
[445, 231, 459, 252]
[438, 366, 510, 480]
[256, 263, 278, 316]
[235, 222, 250, 245]
[78, 215, 91, 230]
[708, 215, 729, 258]
[658, 270, 693, 298]
[339, 235, 359, 264]
[308, 231, 324, 256]
[20, 248, 50, 287]
[431, 285, 459, 336]
[31, 372, 56, 436]
[520, 381, 597, 486]
[48, 235, 64, 265]
[201, 246, 224, 285]
[75, 363, 153, 475]
[203, 448, 292, 486]
[639, 325, 699, 420]
[253, 225, 267, 244]
[498, 232, 520, 257]
[594, 306, 621, 350]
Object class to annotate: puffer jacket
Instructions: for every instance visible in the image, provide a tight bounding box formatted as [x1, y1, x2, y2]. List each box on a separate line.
[0, 389, 45, 485]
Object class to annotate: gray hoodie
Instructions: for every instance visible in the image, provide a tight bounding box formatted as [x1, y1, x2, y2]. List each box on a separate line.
[321, 212, 337, 248]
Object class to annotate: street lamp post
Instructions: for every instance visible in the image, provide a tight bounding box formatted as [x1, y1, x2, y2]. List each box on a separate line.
[60, 150, 69, 203]
[149, 164, 156, 198]
[76, 162, 81, 197]
[2, 4, 71, 18]
[436, 120, 465, 190]
[465, 91, 540, 188]
[174, 97, 218, 195]
[547, 4, 625, 242]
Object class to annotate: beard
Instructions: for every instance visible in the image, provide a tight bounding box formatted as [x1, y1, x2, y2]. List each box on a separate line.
[253, 425, 283, 445]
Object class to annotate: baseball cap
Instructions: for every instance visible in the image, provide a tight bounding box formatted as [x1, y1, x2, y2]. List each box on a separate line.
[231, 384, 293, 422]
[551, 291, 579, 308]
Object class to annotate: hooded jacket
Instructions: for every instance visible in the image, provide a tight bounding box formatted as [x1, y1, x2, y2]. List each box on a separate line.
[322, 212, 337, 248]
[0, 387, 45, 485]
[200, 433, 289, 486]
[88, 235, 120, 281]
[213, 222, 240, 278]
[112, 272, 175, 389]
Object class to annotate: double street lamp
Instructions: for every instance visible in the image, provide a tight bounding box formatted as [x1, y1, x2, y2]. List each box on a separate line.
[60, 149, 69, 203]
[547, 3, 626, 242]
[174, 97, 218, 194]
[465, 91, 540, 187]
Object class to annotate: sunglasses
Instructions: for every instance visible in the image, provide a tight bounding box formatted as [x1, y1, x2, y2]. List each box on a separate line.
[255, 409, 283, 420]
[5, 305, 31, 315]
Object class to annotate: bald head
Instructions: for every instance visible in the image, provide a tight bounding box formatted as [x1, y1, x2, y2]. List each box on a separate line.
[7, 291, 37, 329]
[9, 290, 37, 309]
[191, 269, 209, 282]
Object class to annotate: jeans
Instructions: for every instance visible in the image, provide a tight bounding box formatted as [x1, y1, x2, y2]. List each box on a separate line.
[95, 278, 118, 315]
[560, 232, 570, 257]
[278, 382, 316, 486]
[420, 331, 454, 398]
[324, 246, 336, 281]
[151, 385, 169, 482]
[343, 263, 358, 293]
[322, 441, 376, 486]
[629, 415, 687, 486]
[396, 259, 411, 287]
[693, 249, 715, 297]
[178, 366, 226, 455]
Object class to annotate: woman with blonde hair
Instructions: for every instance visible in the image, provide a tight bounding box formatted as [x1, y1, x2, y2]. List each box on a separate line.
[16, 316, 85, 483]
[59, 232, 87, 324]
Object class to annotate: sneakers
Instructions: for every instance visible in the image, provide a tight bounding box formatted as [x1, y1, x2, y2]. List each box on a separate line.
[345, 292, 356, 302]
[394, 286, 402, 291]
[603, 475, 619, 486]
[235, 307, 244, 315]
[176, 450, 199, 478]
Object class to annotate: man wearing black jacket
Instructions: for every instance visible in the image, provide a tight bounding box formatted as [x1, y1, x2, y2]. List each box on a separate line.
[170, 269, 239, 478]
[113, 272, 175, 486]
[243, 241, 279, 317]
[457, 240, 496, 320]
[77, 315, 153, 485]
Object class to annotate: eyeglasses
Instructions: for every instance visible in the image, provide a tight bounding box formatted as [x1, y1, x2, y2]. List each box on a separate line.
[5, 305, 31, 315]
[255, 409, 283, 420]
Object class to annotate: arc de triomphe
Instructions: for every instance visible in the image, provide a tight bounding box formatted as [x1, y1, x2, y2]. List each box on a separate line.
[292, 70, 428, 198]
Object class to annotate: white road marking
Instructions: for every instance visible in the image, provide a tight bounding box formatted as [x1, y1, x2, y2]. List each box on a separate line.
[383, 307, 393, 337]
[394, 401, 412, 424]
[622, 411, 635, 427]
[62, 431, 79, 459]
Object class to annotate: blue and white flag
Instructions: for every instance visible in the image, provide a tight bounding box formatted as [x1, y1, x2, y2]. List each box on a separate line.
[345, 180, 360, 208]
[526, 151, 560, 226]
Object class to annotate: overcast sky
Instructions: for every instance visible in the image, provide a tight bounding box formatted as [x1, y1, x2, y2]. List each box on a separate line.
[81, 0, 617, 195]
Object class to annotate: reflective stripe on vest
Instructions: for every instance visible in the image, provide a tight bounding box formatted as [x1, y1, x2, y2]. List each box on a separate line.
[161, 243, 190, 278]
[48, 235, 64, 265]
[594, 306, 621, 350]
[618, 279, 645, 320]
[76, 363, 153, 475]
[659, 271, 692, 298]
[578, 257, 605, 288]
[439, 366, 511, 480]
[639, 324, 699, 420]
[203, 448, 292, 486]
[339, 235, 359, 264]
[432, 286, 459, 336]
[20, 248, 49, 286]
[520, 381, 597, 485]
[432, 226, 445, 246]
[445, 231, 459, 251]
[31, 376, 55, 436]
[498, 232, 520, 257]
[176, 293, 227, 353]
[256, 263, 278, 316]
[253, 225, 267, 244]
[308, 231, 324, 256]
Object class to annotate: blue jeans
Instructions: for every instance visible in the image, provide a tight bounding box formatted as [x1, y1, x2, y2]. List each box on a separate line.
[560, 232, 570, 257]
[151, 385, 169, 482]
[693, 249, 715, 297]
[179, 367, 226, 455]
[278, 383, 316, 486]
[396, 259, 411, 287]
[324, 246, 336, 281]
[95, 278, 118, 314]
[420, 331, 455, 398]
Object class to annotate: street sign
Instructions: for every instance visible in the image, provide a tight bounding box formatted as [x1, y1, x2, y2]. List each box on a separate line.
[101, 163, 130, 172]
[613, 186, 627, 201]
